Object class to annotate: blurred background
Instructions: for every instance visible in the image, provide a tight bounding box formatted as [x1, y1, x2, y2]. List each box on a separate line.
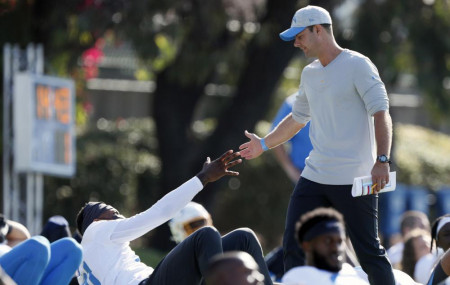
[0, 0, 449, 264]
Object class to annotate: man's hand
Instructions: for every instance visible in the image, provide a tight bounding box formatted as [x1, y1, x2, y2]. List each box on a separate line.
[196, 150, 242, 186]
[371, 162, 390, 193]
[239, 130, 264, 160]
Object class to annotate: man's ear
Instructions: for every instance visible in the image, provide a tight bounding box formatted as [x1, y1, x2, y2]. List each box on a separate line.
[301, 241, 311, 251]
[315, 25, 322, 34]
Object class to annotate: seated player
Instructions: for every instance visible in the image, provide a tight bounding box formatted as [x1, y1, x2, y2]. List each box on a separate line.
[282, 208, 418, 285]
[282, 208, 367, 285]
[76, 150, 273, 285]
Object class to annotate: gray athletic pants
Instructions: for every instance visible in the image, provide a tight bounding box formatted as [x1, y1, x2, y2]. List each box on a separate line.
[142, 226, 272, 285]
[282, 177, 395, 285]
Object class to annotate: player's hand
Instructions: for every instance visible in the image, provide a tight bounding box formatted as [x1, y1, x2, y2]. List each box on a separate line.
[371, 162, 390, 193]
[239, 130, 264, 160]
[196, 150, 242, 186]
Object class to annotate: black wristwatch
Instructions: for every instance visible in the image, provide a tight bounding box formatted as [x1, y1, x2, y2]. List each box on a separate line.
[377, 155, 392, 164]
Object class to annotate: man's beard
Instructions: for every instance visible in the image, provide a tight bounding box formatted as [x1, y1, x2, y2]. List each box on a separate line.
[312, 250, 342, 273]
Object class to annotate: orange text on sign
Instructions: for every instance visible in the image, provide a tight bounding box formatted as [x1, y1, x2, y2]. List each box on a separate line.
[36, 85, 51, 119]
[54, 87, 71, 124]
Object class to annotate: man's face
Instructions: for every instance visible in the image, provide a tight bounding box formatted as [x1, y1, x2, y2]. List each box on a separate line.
[294, 26, 318, 58]
[308, 232, 345, 272]
[437, 223, 450, 251]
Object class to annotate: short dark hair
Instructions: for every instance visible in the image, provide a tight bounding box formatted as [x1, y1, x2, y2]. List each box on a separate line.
[430, 214, 450, 252]
[296, 207, 344, 243]
[205, 251, 261, 285]
[307, 24, 332, 33]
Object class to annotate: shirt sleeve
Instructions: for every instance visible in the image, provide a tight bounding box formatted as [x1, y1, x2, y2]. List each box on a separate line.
[292, 81, 311, 125]
[353, 57, 389, 116]
[109, 177, 204, 243]
[427, 262, 448, 285]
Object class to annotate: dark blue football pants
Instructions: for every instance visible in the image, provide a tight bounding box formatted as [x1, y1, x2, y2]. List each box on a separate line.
[282, 177, 395, 285]
[143, 226, 272, 285]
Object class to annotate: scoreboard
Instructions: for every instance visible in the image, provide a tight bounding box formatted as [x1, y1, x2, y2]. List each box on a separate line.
[13, 73, 76, 177]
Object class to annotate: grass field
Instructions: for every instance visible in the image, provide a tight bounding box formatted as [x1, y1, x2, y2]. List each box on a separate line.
[133, 247, 168, 267]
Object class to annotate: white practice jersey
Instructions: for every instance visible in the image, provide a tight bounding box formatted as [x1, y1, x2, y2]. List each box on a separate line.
[77, 177, 203, 285]
[282, 263, 369, 285]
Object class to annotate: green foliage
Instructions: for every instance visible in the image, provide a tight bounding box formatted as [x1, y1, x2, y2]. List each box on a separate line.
[212, 152, 293, 251]
[133, 247, 167, 268]
[349, 0, 450, 123]
[394, 123, 450, 190]
[211, 121, 292, 251]
[43, 118, 160, 226]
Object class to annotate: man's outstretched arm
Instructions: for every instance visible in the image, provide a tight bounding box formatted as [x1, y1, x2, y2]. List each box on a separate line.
[110, 150, 242, 243]
[239, 113, 304, 160]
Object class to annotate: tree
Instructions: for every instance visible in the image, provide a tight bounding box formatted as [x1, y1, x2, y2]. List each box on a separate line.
[1, 0, 342, 250]
[348, 0, 450, 126]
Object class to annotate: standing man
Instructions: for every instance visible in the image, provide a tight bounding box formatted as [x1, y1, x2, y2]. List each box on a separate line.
[239, 5, 395, 284]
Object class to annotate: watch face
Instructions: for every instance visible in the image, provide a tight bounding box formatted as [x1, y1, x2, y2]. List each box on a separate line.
[378, 155, 388, 162]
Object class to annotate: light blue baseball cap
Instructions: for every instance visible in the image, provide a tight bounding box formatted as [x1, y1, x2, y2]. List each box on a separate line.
[280, 6, 332, 41]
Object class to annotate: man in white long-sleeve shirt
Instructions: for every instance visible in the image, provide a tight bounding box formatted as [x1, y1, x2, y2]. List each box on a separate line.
[75, 150, 273, 285]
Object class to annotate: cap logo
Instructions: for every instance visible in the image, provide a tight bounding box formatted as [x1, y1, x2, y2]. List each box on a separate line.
[309, 18, 314, 22]
[292, 17, 297, 24]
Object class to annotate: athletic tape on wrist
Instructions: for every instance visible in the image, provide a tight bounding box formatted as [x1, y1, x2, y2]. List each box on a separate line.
[260, 138, 269, 151]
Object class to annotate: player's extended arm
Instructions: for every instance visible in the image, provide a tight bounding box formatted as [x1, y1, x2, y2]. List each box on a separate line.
[239, 113, 304, 160]
[110, 150, 241, 243]
[371, 110, 392, 193]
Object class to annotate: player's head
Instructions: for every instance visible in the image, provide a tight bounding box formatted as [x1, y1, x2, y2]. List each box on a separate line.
[205, 251, 265, 285]
[431, 214, 450, 252]
[76, 202, 124, 236]
[296, 207, 346, 272]
[40, 215, 71, 243]
[280, 6, 333, 58]
[280, 5, 332, 41]
[400, 210, 430, 237]
[169, 202, 213, 243]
